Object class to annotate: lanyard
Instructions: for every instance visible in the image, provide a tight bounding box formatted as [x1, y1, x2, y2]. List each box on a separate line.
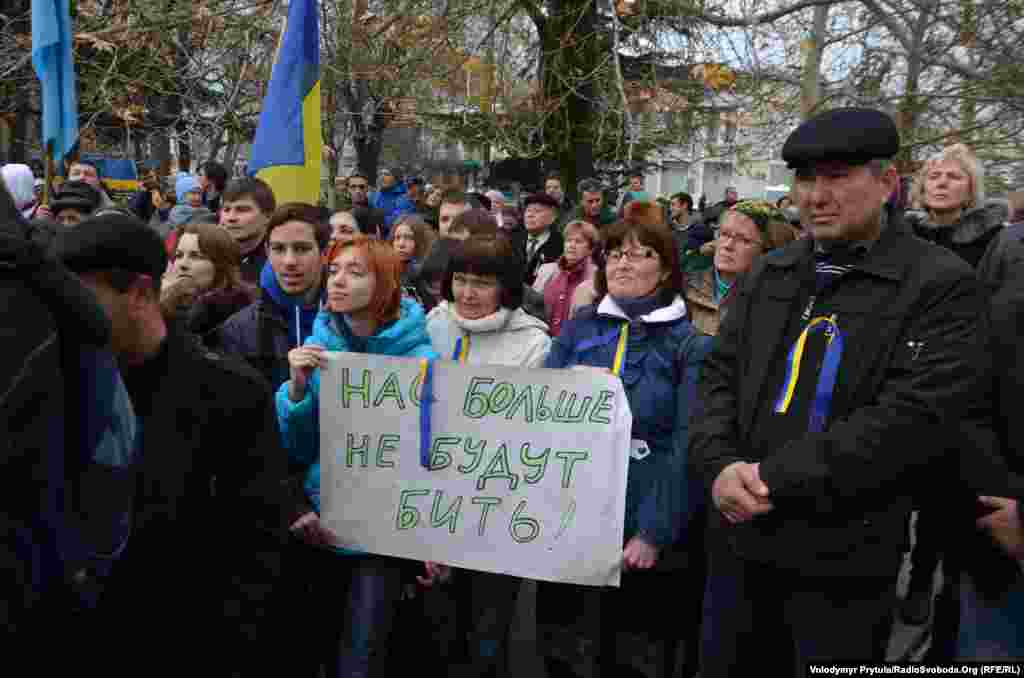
[773, 314, 844, 433]
[452, 335, 470, 363]
[611, 323, 629, 377]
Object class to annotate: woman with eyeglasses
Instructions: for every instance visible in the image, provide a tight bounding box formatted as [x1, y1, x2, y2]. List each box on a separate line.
[540, 215, 711, 678]
[685, 200, 795, 336]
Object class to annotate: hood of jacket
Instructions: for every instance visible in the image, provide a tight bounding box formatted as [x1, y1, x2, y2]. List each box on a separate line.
[907, 201, 1009, 245]
[430, 301, 549, 336]
[259, 261, 321, 346]
[311, 296, 433, 356]
[2, 163, 36, 210]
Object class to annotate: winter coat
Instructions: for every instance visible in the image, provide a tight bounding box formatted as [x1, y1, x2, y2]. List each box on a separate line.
[426, 301, 551, 367]
[545, 295, 711, 548]
[1, 204, 135, 637]
[907, 202, 1008, 270]
[690, 214, 992, 578]
[98, 321, 309, 667]
[219, 267, 321, 392]
[184, 285, 259, 348]
[534, 257, 596, 336]
[276, 298, 437, 555]
[369, 182, 415, 232]
[683, 267, 735, 337]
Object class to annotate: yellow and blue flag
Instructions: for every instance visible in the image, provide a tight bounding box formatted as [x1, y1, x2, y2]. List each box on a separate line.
[249, 0, 322, 205]
[31, 0, 78, 163]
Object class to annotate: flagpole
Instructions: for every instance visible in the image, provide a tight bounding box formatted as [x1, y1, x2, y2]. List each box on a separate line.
[44, 140, 54, 205]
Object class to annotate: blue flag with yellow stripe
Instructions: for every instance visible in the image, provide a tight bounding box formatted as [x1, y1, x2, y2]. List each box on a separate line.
[249, 0, 321, 204]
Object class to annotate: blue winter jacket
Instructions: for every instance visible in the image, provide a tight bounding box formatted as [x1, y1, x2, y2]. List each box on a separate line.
[544, 295, 710, 548]
[275, 297, 437, 555]
[369, 182, 415, 233]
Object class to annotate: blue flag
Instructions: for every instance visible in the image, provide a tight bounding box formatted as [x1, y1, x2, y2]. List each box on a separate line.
[32, 0, 78, 163]
[249, 0, 322, 205]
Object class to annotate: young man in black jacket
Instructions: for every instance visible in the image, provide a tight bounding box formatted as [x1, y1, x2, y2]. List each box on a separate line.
[690, 108, 993, 675]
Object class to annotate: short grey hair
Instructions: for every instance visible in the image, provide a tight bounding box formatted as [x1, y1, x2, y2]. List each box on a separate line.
[577, 178, 603, 195]
[911, 144, 985, 210]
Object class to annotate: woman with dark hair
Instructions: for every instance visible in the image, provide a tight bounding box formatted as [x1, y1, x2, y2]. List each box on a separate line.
[161, 221, 257, 346]
[198, 160, 228, 214]
[540, 216, 710, 678]
[277, 235, 436, 677]
[422, 234, 550, 676]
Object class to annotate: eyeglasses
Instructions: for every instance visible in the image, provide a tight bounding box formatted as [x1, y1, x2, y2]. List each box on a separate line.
[606, 247, 658, 263]
[718, 230, 762, 248]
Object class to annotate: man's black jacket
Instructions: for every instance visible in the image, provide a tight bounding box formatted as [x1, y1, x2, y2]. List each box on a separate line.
[690, 215, 993, 577]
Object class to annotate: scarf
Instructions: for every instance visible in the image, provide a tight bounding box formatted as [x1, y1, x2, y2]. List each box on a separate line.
[609, 291, 662, 319]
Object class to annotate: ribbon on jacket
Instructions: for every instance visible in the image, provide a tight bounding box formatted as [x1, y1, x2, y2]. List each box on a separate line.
[452, 335, 470, 363]
[773, 314, 844, 433]
[418, 358, 435, 468]
[611, 323, 629, 377]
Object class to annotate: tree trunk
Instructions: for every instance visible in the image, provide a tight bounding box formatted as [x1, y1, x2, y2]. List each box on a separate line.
[800, 4, 829, 119]
[542, 0, 599, 201]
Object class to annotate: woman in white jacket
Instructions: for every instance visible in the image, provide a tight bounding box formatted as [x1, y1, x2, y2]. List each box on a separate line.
[426, 234, 551, 368]
[423, 233, 550, 676]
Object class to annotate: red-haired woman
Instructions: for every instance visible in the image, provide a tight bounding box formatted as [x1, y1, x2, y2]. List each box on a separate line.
[276, 235, 437, 677]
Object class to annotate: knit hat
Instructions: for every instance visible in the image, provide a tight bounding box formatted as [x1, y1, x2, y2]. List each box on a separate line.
[55, 212, 167, 281]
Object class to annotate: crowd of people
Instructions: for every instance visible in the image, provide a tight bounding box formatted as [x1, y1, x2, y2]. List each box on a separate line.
[3, 106, 1024, 677]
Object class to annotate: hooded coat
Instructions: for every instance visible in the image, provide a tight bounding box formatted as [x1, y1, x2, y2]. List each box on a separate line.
[219, 264, 321, 391]
[426, 301, 551, 367]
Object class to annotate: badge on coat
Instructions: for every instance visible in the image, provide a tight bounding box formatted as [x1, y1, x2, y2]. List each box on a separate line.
[630, 439, 650, 461]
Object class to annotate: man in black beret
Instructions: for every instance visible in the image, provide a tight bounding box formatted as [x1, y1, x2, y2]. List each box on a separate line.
[522, 192, 563, 285]
[54, 213, 320, 675]
[690, 107, 994, 674]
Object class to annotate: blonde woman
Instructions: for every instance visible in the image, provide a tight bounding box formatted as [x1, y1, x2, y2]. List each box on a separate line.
[909, 143, 1007, 269]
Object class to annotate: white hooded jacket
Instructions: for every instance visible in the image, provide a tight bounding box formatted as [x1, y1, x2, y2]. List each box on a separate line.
[426, 301, 552, 368]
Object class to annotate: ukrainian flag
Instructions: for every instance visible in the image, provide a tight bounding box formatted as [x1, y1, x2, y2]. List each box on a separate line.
[249, 0, 321, 204]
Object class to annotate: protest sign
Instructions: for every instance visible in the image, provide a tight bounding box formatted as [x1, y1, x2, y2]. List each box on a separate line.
[319, 353, 631, 587]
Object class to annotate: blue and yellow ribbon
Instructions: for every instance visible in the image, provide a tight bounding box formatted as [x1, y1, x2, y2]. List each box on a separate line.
[452, 335, 471, 363]
[611, 323, 629, 377]
[418, 358, 435, 468]
[773, 315, 844, 433]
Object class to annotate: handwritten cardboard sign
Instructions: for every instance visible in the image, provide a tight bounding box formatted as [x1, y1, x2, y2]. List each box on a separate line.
[319, 353, 631, 586]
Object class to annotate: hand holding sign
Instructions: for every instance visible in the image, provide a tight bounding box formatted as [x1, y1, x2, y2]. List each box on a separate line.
[288, 344, 327, 401]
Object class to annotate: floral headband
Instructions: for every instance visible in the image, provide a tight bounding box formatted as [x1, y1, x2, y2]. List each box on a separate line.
[729, 199, 787, 234]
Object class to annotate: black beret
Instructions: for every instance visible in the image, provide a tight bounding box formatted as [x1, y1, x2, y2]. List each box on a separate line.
[51, 181, 103, 215]
[782, 107, 899, 170]
[523, 192, 559, 210]
[55, 212, 167, 281]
